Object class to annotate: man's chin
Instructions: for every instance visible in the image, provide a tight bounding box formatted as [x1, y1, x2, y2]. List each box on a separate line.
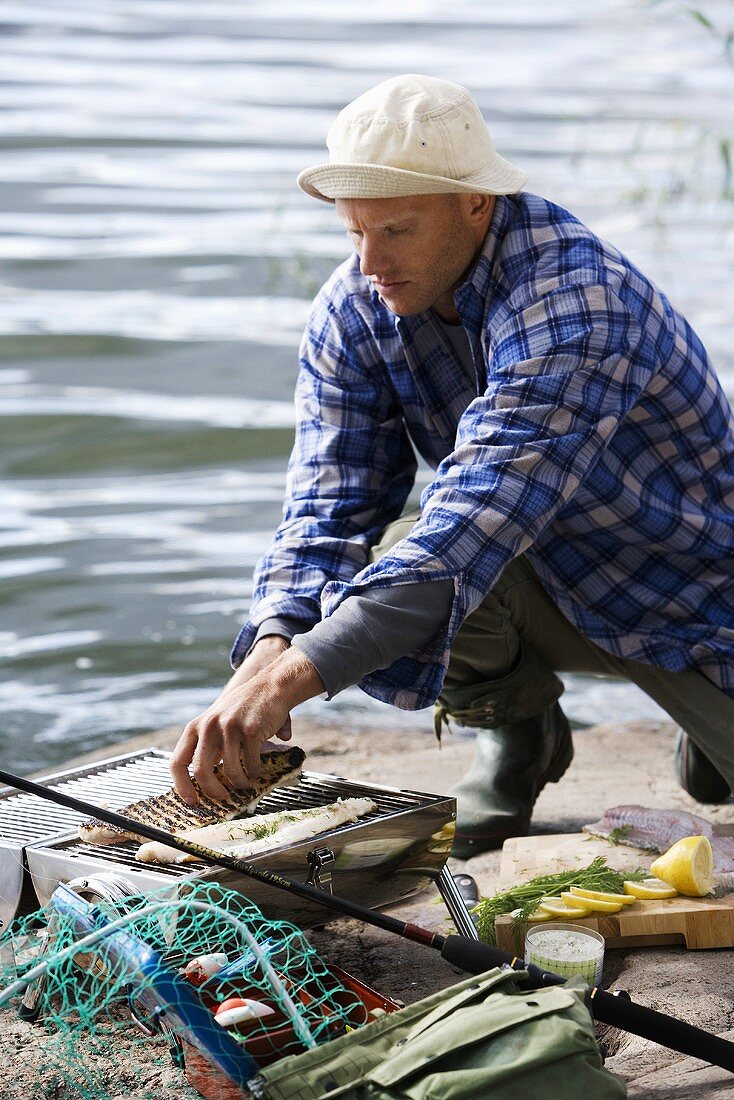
[377, 290, 423, 317]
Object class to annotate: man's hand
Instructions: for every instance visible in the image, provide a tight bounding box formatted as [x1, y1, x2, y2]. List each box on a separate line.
[170, 643, 325, 805]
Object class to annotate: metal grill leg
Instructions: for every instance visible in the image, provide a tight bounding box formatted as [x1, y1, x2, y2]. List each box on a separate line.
[435, 866, 479, 939]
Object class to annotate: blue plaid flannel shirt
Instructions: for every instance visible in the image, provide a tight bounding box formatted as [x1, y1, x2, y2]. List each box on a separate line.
[232, 192, 734, 708]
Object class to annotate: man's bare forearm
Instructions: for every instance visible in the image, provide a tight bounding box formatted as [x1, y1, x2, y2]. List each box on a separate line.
[248, 644, 326, 710]
[220, 634, 290, 695]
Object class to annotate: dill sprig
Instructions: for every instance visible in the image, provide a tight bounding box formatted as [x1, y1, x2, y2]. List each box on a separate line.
[473, 856, 647, 946]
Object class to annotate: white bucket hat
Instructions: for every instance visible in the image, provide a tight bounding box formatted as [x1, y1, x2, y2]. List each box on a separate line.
[297, 74, 527, 203]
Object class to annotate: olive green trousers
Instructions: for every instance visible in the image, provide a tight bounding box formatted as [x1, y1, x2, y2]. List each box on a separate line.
[371, 513, 734, 789]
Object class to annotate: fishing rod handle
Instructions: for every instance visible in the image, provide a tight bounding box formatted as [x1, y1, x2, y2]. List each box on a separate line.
[592, 988, 734, 1073]
[440, 934, 562, 986]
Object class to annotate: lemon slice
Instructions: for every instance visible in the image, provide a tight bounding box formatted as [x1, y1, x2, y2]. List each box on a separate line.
[568, 886, 636, 905]
[510, 907, 549, 923]
[623, 877, 678, 900]
[560, 891, 626, 914]
[556, 888, 598, 906]
[558, 891, 595, 910]
[649, 835, 714, 896]
[537, 897, 593, 918]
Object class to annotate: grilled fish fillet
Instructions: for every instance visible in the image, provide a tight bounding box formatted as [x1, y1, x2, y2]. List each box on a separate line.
[135, 796, 377, 863]
[78, 745, 306, 845]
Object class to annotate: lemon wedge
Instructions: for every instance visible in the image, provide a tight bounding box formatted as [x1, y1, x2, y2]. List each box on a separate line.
[537, 897, 593, 918]
[649, 835, 714, 896]
[568, 886, 636, 905]
[560, 891, 626, 914]
[623, 877, 678, 900]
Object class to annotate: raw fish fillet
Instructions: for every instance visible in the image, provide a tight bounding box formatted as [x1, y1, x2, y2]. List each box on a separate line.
[78, 745, 305, 845]
[583, 805, 734, 874]
[135, 795, 377, 863]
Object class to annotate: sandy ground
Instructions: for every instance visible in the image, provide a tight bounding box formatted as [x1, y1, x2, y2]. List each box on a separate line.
[4, 715, 734, 1098]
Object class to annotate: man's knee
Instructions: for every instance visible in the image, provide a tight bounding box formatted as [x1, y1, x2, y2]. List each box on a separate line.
[369, 509, 421, 564]
[438, 642, 564, 728]
[443, 591, 518, 686]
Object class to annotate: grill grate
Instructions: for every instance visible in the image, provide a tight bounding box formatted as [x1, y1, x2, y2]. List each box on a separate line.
[44, 771, 445, 877]
[2, 751, 438, 848]
[0, 750, 176, 845]
[0, 796, 83, 844]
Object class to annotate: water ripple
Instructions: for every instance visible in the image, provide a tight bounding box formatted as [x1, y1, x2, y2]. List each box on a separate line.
[0, 381, 296, 427]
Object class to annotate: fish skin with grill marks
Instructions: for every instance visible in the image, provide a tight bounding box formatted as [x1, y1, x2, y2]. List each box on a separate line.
[78, 745, 306, 845]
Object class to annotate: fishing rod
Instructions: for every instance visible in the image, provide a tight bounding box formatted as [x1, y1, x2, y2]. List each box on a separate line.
[1, 765, 733, 1072]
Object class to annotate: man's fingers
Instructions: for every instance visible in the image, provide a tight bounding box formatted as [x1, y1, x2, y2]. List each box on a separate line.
[190, 722, 231, 801]
[241, 732, 263, 783]
[222, 726, 250, 791]
[170, 726, 200, 805]
[174, 665, 295, 802]
[192, 761, 231, 802]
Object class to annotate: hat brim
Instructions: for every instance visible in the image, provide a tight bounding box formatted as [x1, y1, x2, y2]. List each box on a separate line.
[297, 156, 527, 203]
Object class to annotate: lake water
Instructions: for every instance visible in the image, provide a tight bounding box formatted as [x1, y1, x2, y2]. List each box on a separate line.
[1, 0, 733, 774]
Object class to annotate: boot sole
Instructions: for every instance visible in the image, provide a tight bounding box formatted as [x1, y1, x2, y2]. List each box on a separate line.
[451, 822, 530, 858]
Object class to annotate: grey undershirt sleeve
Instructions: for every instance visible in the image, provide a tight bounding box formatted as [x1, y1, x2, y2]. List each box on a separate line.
[251, 617, 308, 648]
[289, 579, 455, 698]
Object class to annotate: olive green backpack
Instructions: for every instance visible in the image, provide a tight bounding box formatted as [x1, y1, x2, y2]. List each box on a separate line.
[249, 966, 626, 1099]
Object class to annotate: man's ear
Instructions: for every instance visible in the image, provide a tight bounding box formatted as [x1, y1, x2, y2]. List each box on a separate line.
[467, 193, 495, 223]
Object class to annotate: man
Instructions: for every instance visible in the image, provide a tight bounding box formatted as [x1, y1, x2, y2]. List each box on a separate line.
[171, 74, 734, 857]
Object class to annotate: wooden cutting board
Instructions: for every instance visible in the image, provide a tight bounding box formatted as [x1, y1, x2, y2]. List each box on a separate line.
[493, 832, 734, 952]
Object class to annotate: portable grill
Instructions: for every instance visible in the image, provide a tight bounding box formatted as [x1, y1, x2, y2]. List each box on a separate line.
[1, 748, 476, 938]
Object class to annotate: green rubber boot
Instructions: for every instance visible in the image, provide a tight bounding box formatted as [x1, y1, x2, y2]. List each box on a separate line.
[449, 702, 574, 858]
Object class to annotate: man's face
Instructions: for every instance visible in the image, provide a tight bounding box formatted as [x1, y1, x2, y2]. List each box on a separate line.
[335, 193, 492, 320]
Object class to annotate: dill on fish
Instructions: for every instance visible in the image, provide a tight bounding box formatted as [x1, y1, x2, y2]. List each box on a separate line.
[473, 856, 647, 946]
[224, 812, 301, 842]
[583, 824, 634, 846]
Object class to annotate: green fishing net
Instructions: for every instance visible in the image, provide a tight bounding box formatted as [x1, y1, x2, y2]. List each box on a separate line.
[0, 880, 379, 1100]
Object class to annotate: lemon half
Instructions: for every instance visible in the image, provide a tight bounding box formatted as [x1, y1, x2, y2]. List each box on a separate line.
[649, 835, 714, 896]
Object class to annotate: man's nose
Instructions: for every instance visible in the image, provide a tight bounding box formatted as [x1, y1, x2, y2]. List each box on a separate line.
[358, 235, 385, 277]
